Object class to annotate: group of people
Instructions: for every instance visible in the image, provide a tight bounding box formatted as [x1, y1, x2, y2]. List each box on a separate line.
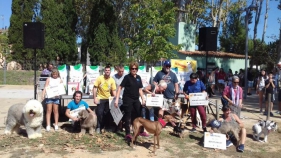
[40, 60, 247, 152]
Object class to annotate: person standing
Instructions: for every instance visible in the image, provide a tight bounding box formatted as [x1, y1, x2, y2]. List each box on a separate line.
[114, 62, 148, 140]
[247, 68, 254, 95]
[277, 62, 281, 114]
[41, 63, 53, 76]
[42, 68, 63, 131]
[264, 72, 275, 116]
[256, 70, 268, 113]
[221, 76, 243, 117]
[93, 65, 116, 134]
[183, 73, 207, 132]
[112, 65, 125, 97]
[153, 60, 179, 118]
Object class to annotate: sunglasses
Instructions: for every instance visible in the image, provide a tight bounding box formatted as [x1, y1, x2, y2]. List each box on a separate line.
[233, 82, 239, 84]
[165, 65, 171, 68]
[131, 68, 138, 70]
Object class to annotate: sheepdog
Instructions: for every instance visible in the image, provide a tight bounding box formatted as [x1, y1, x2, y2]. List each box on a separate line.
[252, 120, 278, 143]
[5, 99, 44, 139]
[210, 120, 240, 141]
[78, 109, 97, 137]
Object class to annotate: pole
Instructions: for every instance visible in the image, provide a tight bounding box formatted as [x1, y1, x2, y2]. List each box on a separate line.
[34, 49, 37, 99]
[266, 93, 271, 120]
[3, 54, 6, 84]
[244, 9, 249, 99]
[205, 51, 208, 78]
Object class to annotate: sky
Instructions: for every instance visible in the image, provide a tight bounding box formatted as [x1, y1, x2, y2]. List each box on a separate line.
[0, 0, 280, 44]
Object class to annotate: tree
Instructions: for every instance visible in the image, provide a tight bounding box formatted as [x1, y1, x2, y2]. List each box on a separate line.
[39, 0, 78, 65]
[8, 0, 38, 70]
[87, 0, 126, 66]
[0, 31, 10, 68]
[126, 0, 181, 64]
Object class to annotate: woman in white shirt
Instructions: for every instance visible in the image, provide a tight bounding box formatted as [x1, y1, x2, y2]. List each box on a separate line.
[42, 68, 63, 131]
[256, 70, 268, 113]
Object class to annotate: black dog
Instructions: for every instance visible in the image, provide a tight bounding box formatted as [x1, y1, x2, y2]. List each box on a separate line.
[173, 122, 184, 138]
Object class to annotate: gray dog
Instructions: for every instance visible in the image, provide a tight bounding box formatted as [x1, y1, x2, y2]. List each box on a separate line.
[78, 109, 97, 137]
[210, 119, 240, 141]
[5, 100, 43, 139]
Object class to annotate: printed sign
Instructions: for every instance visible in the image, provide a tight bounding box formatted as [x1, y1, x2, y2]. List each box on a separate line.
[110, 106, 123, 125]
[67, 82, 79, 95]
[46, 83, 66, 98]
[146, 94, 164, 107]
[109, 96, 123, 109]
[189, 92, 209, 106]
[204, 132, 226, 150]
[69, 107, 85, 121]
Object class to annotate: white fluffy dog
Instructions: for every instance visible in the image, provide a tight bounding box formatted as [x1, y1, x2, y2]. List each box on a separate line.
[5, 99, 44, 139]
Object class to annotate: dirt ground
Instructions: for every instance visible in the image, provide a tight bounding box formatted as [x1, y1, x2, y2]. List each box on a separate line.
[0, 85, 281, 158]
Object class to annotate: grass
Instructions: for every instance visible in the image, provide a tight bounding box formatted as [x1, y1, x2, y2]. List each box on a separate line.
[0, 70, 41, 85]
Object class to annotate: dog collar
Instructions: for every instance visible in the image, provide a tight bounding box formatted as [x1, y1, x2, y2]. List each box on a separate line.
[158, 118, 166, 128]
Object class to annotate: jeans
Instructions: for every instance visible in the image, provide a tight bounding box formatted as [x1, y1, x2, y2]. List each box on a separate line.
[96, 99, 110, 129]
[120, 99, 143, 135]
[142, 107, 154, 121]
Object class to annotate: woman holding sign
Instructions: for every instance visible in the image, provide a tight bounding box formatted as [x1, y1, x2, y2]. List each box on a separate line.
[183, 73, 207, 133]
[42, 68, 63, 132]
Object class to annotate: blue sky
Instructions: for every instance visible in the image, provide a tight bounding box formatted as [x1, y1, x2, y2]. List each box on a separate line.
[0, 0, 280, 44]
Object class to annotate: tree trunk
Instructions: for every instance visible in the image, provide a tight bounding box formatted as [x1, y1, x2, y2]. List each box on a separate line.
[261, 0, 268, 43]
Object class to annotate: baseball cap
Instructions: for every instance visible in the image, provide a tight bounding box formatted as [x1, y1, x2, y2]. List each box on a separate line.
[210, 120, 221, 128]
[163, 60, 171, 66]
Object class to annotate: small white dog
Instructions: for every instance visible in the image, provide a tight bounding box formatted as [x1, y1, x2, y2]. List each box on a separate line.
[252, 120, 278, 143]
[5, 99, 44, 139]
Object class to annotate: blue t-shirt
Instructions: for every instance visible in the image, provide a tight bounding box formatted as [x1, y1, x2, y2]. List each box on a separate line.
[183, 80, 206, 94]
[153, 69, 178, 99]
[67, 100, 89, 111]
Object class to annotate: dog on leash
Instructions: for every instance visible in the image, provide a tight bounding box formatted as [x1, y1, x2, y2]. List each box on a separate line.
[78, 110, 97, 137]
[210, 119, 240, 141]
[131, 116, 175, 155]
[252, 120, 278, 143]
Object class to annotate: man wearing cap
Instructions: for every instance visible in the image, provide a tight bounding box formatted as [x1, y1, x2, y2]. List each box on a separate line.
[153, 60, 179, 118]
[210, 105, 246, 152]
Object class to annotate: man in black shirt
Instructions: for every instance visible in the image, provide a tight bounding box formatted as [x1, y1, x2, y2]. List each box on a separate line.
[264, 72, 275, 116]
[247, 68, 254, 95]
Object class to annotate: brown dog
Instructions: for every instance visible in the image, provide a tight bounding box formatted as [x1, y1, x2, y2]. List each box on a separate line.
[78, 110, 97, 137]
[131, 116, 175, 155]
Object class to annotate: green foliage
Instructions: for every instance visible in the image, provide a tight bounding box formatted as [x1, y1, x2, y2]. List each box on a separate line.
[87, 0, 126, 66]
[39, 0, 78, 65]
[126, 0, 181, 64]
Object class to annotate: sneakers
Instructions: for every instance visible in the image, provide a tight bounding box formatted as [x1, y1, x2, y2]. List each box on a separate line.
[270, 112, 274, 117]
[237, 144, 244, 152]
[139, 132, 150, 137]
[190, 128, 196, 133]
[203, 127, 207, 132]
[226, 140, 233, 148]
[53, 124, 59, 131]
[275, 111, 280, 114]
[125, 134, 132, 140]
[263, 111, 268, 115]
[46, 125, 50, 132]
[96, 128, 101, 134]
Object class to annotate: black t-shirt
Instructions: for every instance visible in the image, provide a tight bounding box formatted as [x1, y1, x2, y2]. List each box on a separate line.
[265, 79, 275, 94]
[247, 71, 254, 81]
[120, 73, 143, 101]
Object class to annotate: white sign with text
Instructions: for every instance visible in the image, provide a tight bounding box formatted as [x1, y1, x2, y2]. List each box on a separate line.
[146, 94, 164, 107]
[109, 96, 123, 109]
[204, 132, 226, 150]
[110, 106, 123, 125]
[69, 107, 85, 121]
[46, 83, 66, 98]
[189, 92, 209, 106]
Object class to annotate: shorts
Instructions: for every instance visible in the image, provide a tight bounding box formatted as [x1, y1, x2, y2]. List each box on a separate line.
[258, 86, 265, 92]
[218, 79, 225, 84]
[162, 98, 173, 111]
[45, 98, 60, 104]
[265, 93, 275, 102]
[248, 81, 254, 87]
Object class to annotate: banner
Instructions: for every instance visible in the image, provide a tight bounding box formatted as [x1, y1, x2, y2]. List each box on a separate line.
[46, 83, 66, 98]
[204, 132, 226, 150]
[86, 66, 100, 95]
[69, 64, 84, 92]
[170, 59, 197, 93]
[58, 64, 67, 90]
[189, 92, 209, 106]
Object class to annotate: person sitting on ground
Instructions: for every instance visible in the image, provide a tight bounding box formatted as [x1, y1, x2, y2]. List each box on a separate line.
[142, 80, 167, 121]
[210, 105, 246, 152]
[65, 91, 95, 130]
